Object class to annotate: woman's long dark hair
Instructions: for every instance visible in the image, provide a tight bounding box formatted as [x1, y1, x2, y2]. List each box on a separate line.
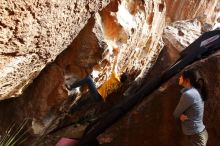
[182, 69, 207, 101]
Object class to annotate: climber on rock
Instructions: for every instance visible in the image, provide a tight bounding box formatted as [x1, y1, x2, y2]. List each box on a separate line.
[66, 47, 128, 113]
[95, 48, 128, 101]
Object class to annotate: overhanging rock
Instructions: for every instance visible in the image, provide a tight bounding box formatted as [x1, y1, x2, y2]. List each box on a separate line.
[0, 0, 110, 100]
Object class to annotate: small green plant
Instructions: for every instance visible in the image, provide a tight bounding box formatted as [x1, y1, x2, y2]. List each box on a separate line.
[0, 120, 30, 146]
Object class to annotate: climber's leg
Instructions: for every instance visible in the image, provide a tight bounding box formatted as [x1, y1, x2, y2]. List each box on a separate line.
[86, 76, 102, 101]
[68, 75, 101, 100]
[68, 76, 91, 89]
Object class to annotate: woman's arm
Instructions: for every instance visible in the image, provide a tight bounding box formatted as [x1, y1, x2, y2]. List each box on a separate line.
[173, 92, 194, 119]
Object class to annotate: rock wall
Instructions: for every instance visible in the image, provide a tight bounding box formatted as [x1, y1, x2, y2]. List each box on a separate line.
[99, 50, 220, 146]
[0, 0, 166, 135]
[0, 0, 220, 145]
[97, 20, 220, 146]
[163, 19, 202, 53]
[0, 0, 110, 100]
[165, 0, 220, 23]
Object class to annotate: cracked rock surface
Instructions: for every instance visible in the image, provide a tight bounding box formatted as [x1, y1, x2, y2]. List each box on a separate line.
[0, 0, 110, 100]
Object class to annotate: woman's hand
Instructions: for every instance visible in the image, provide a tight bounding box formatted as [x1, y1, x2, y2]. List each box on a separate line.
[180, 114, 189, 122]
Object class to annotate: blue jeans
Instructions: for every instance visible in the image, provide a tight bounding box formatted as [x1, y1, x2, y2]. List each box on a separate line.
[69, 75, 101, 101]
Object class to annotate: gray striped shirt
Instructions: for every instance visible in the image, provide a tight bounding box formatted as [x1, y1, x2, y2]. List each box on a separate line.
[173, 87, 205, 135]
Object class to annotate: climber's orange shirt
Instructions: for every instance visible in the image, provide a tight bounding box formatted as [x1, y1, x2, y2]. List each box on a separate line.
[97, 71, 121, 101]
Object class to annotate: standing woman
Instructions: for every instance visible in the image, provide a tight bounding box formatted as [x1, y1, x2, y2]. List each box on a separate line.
[173, 69, 208, 146]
